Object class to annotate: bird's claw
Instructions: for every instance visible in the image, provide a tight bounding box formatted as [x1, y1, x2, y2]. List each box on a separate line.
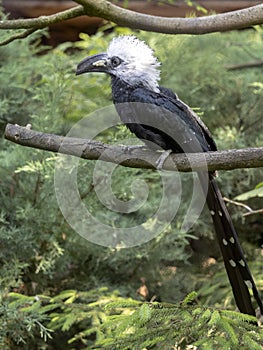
[155, 149, 172, 170]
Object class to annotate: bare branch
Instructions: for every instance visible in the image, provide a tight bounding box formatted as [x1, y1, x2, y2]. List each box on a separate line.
[223, 197, 263, 217]
[0, 1, 262, 34]
[243, 209, 263, 217]
[4, 123, 263, 173]
[74, 1, 263, 34]
[76, 0, 263, 34]
[223, 197, 255, 213]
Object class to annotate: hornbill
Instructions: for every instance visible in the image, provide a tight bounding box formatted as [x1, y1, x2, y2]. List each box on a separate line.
[76, 35, 263, 317]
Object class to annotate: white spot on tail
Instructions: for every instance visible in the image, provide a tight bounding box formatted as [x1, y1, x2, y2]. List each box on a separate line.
[210, 210, 215, 216]
[229, 259, 236, 267]
[222, 238, 228, 246]
[239, 259, 246, 267]
[244, 280, 253, 289]
[229, 237, 235, 244]
[218, 210, 223, 216]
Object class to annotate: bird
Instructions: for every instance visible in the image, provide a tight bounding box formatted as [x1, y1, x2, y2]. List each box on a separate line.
[76, 35, 263, 317]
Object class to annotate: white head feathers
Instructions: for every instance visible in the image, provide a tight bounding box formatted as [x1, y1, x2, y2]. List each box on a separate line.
[107, 36, 161, 92]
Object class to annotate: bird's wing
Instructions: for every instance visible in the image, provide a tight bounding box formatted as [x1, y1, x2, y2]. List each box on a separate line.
[159, 86, 217, 152]
[129, 87, 216, 153]
[159, 86, 178, 100]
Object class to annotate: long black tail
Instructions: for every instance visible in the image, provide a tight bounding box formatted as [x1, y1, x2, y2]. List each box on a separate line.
[198, 172, 263, 317]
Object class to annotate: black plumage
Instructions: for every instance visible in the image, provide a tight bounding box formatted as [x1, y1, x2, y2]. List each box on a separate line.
[111, 77, 216, 153]
[76, 36, 263, 317]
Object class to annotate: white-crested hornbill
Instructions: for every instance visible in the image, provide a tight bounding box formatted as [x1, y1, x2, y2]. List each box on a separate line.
[76, 35, 263, 317]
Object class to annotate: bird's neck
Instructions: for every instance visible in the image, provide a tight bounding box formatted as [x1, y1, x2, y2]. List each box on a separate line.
[111, 76, 137, 104]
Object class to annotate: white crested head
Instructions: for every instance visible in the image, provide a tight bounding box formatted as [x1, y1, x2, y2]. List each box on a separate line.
[107, 36, 161, 92]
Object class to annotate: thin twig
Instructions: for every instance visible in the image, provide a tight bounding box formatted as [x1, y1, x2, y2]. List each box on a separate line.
[223, 197, 263, 217]
[0, 5, 85, 29]
[0, 28, 37, 46]
[223, 197, 254, 212]
[243, 209, 263, 217]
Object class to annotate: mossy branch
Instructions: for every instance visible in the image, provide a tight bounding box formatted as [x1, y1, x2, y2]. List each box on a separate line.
[4, 123, 263, 173]
[0, 5, 85, 30]
[0, 1, 263, 34]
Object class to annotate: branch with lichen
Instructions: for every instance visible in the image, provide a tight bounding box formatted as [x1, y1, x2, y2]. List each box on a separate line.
[0, 4, 85, 45]
[0, 5, 85, 29]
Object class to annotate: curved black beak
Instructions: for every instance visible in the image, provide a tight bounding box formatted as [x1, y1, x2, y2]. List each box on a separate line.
[76, 53, 109, 75]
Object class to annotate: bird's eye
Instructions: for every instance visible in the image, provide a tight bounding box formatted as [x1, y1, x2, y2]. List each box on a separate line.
[110, 56, 122, 68]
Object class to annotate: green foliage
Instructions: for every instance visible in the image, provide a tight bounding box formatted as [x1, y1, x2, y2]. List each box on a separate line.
[2, 290, 262, 349]
[0, 25, 262, 348]
[235, 182, 263, 200]
[97, 296, 262, 350]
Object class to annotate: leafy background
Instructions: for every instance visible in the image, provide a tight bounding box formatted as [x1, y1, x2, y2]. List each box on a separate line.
[0, 22, 263, 349]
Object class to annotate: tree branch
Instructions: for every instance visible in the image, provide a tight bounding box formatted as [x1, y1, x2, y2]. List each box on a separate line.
[4, 123, 263, 173]
[0, 1, 262, 34]
[223, 197, 263, 217]
[226, 60, 263, 71]
[75, 1, 263, 34]
[0, 5, 85, 29]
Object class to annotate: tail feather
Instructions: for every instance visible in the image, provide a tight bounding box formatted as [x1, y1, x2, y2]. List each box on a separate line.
[198, 172, 263, 317]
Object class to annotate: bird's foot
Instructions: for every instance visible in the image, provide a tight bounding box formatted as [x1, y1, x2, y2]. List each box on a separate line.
[156, 150, 172, 170]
